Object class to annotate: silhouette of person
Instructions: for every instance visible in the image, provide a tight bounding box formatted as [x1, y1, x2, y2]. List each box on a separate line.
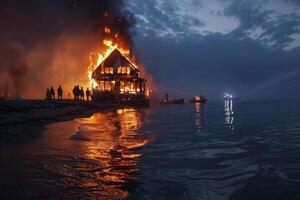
[72, 86, 77, 100]
[80, 87, 84, 100]
[57, 86, 63, 100]
[50, 86, 55, 100]
[86, 88, 91, 101]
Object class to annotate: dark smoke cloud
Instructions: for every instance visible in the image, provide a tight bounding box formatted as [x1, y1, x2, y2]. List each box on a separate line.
[0, 0, 135, 98]
[9, 62, 28, 97]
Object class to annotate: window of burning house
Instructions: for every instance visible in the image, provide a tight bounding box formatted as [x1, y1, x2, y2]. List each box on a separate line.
[120, 81, 143, 94]
[99, 81, 105, 91]
[105, 81, 111, 91]
[118, 67, 131, 75]
[136, 82, 141, 92]
[130, 82, 135, 92]
[125, 82, 131, 92]
[120, 81, 132, 93]
[120, 81, 125, 92]
[104, 67, 114, 74]
[100, 66, 105, 74]
[126, 67, 131, 74]
[99, 81, 115, 91]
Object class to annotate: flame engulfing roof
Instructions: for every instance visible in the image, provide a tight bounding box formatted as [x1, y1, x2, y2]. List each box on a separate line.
[92, 48, 139, 80]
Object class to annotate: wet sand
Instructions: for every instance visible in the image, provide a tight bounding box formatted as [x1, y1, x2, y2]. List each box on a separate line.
[0, 99, 121, 145]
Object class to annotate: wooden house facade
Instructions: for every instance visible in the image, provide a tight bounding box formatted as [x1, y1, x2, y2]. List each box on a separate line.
[91, 49, 148, 103]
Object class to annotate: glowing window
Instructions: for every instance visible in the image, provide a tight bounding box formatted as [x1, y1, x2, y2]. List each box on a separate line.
[104, 81, 112, 91]
[130, 82, 135, 92]
[104, 67, 110, 74]
[120, 81, 125, 92]
[100, 81, 105, 91]
[136, 82, 141, 92]
[125, 82, 131, 92]
[110, 67, 114, 74]
[121, 67, 127, 74]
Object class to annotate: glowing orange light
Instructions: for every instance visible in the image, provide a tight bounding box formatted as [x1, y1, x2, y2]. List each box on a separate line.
[104, 27, 111, 34]
[87, 18, 154, 95]
[70, 108, 150, 199]
[103, 11, 109, 17]
[88, 38, 139, 89]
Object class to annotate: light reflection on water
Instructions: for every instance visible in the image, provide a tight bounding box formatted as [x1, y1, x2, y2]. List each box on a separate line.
[64, 108, 150, 199]
[225, 99, 234, 130]
[66, 108, 149, 199]
[3, 101, 300, 199]
[195, 102, 208, 132]
[0, 108, 150, 199]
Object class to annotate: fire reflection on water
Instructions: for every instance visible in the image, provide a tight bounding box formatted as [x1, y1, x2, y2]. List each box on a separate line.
[195, 102, 208, 131]
[44, 108, 150, 199]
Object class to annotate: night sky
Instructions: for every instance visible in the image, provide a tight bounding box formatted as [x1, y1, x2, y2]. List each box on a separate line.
[1, 0, 300, 100]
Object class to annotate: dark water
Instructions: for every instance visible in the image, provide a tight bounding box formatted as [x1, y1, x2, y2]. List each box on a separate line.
[1, 101, 300, 200]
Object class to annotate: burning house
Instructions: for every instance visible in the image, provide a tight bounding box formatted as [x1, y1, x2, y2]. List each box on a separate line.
[90, 47, 147, 104]
[87, 10, 151, 106]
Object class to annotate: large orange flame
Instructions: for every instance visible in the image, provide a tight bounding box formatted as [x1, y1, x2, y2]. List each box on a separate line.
[87, 26, 154, 96]
[88, 38, 137, 89]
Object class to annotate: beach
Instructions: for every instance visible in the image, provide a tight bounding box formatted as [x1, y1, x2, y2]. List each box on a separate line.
[0, 99, 120, 145]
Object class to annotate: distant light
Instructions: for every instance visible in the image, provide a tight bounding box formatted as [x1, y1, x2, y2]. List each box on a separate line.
[195, 96, 201, 101]
[224, 92, 234, 100]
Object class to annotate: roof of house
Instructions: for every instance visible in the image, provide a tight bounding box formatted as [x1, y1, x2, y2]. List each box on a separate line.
[92, 48, 138, 77]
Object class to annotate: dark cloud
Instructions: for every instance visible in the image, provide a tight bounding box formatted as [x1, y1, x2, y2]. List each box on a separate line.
[127, 0, 300, 100]
[0, 0, 132, 44]
[226, 0, 300, 49]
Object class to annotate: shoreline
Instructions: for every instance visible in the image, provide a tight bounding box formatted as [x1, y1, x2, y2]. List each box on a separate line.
[0, 99, 122, 146]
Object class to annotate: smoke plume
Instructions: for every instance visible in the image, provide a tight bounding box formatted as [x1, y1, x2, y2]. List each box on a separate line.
[0, 0, 136, 99]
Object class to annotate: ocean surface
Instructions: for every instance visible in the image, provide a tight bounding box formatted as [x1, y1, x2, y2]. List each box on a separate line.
[1, 100, 300, 200]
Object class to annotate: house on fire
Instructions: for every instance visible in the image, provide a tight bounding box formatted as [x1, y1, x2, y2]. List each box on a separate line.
[91, 48, 148, 103]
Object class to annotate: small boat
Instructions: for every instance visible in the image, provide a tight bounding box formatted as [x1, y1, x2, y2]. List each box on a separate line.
[190, 96, 207, 103]
[160, 93, 185, 105]
[160, 98, 185, 105]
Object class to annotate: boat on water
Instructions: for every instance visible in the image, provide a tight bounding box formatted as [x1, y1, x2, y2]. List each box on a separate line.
[190, 96, 208, 103]
[160, 93, 185, 105]
[160, 99, 185, 105]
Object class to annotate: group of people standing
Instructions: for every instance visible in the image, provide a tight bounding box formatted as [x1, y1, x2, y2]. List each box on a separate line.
[45, 85, 92, 101]
[72, 85, 91, 101]
[46, 86, 63, 100]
